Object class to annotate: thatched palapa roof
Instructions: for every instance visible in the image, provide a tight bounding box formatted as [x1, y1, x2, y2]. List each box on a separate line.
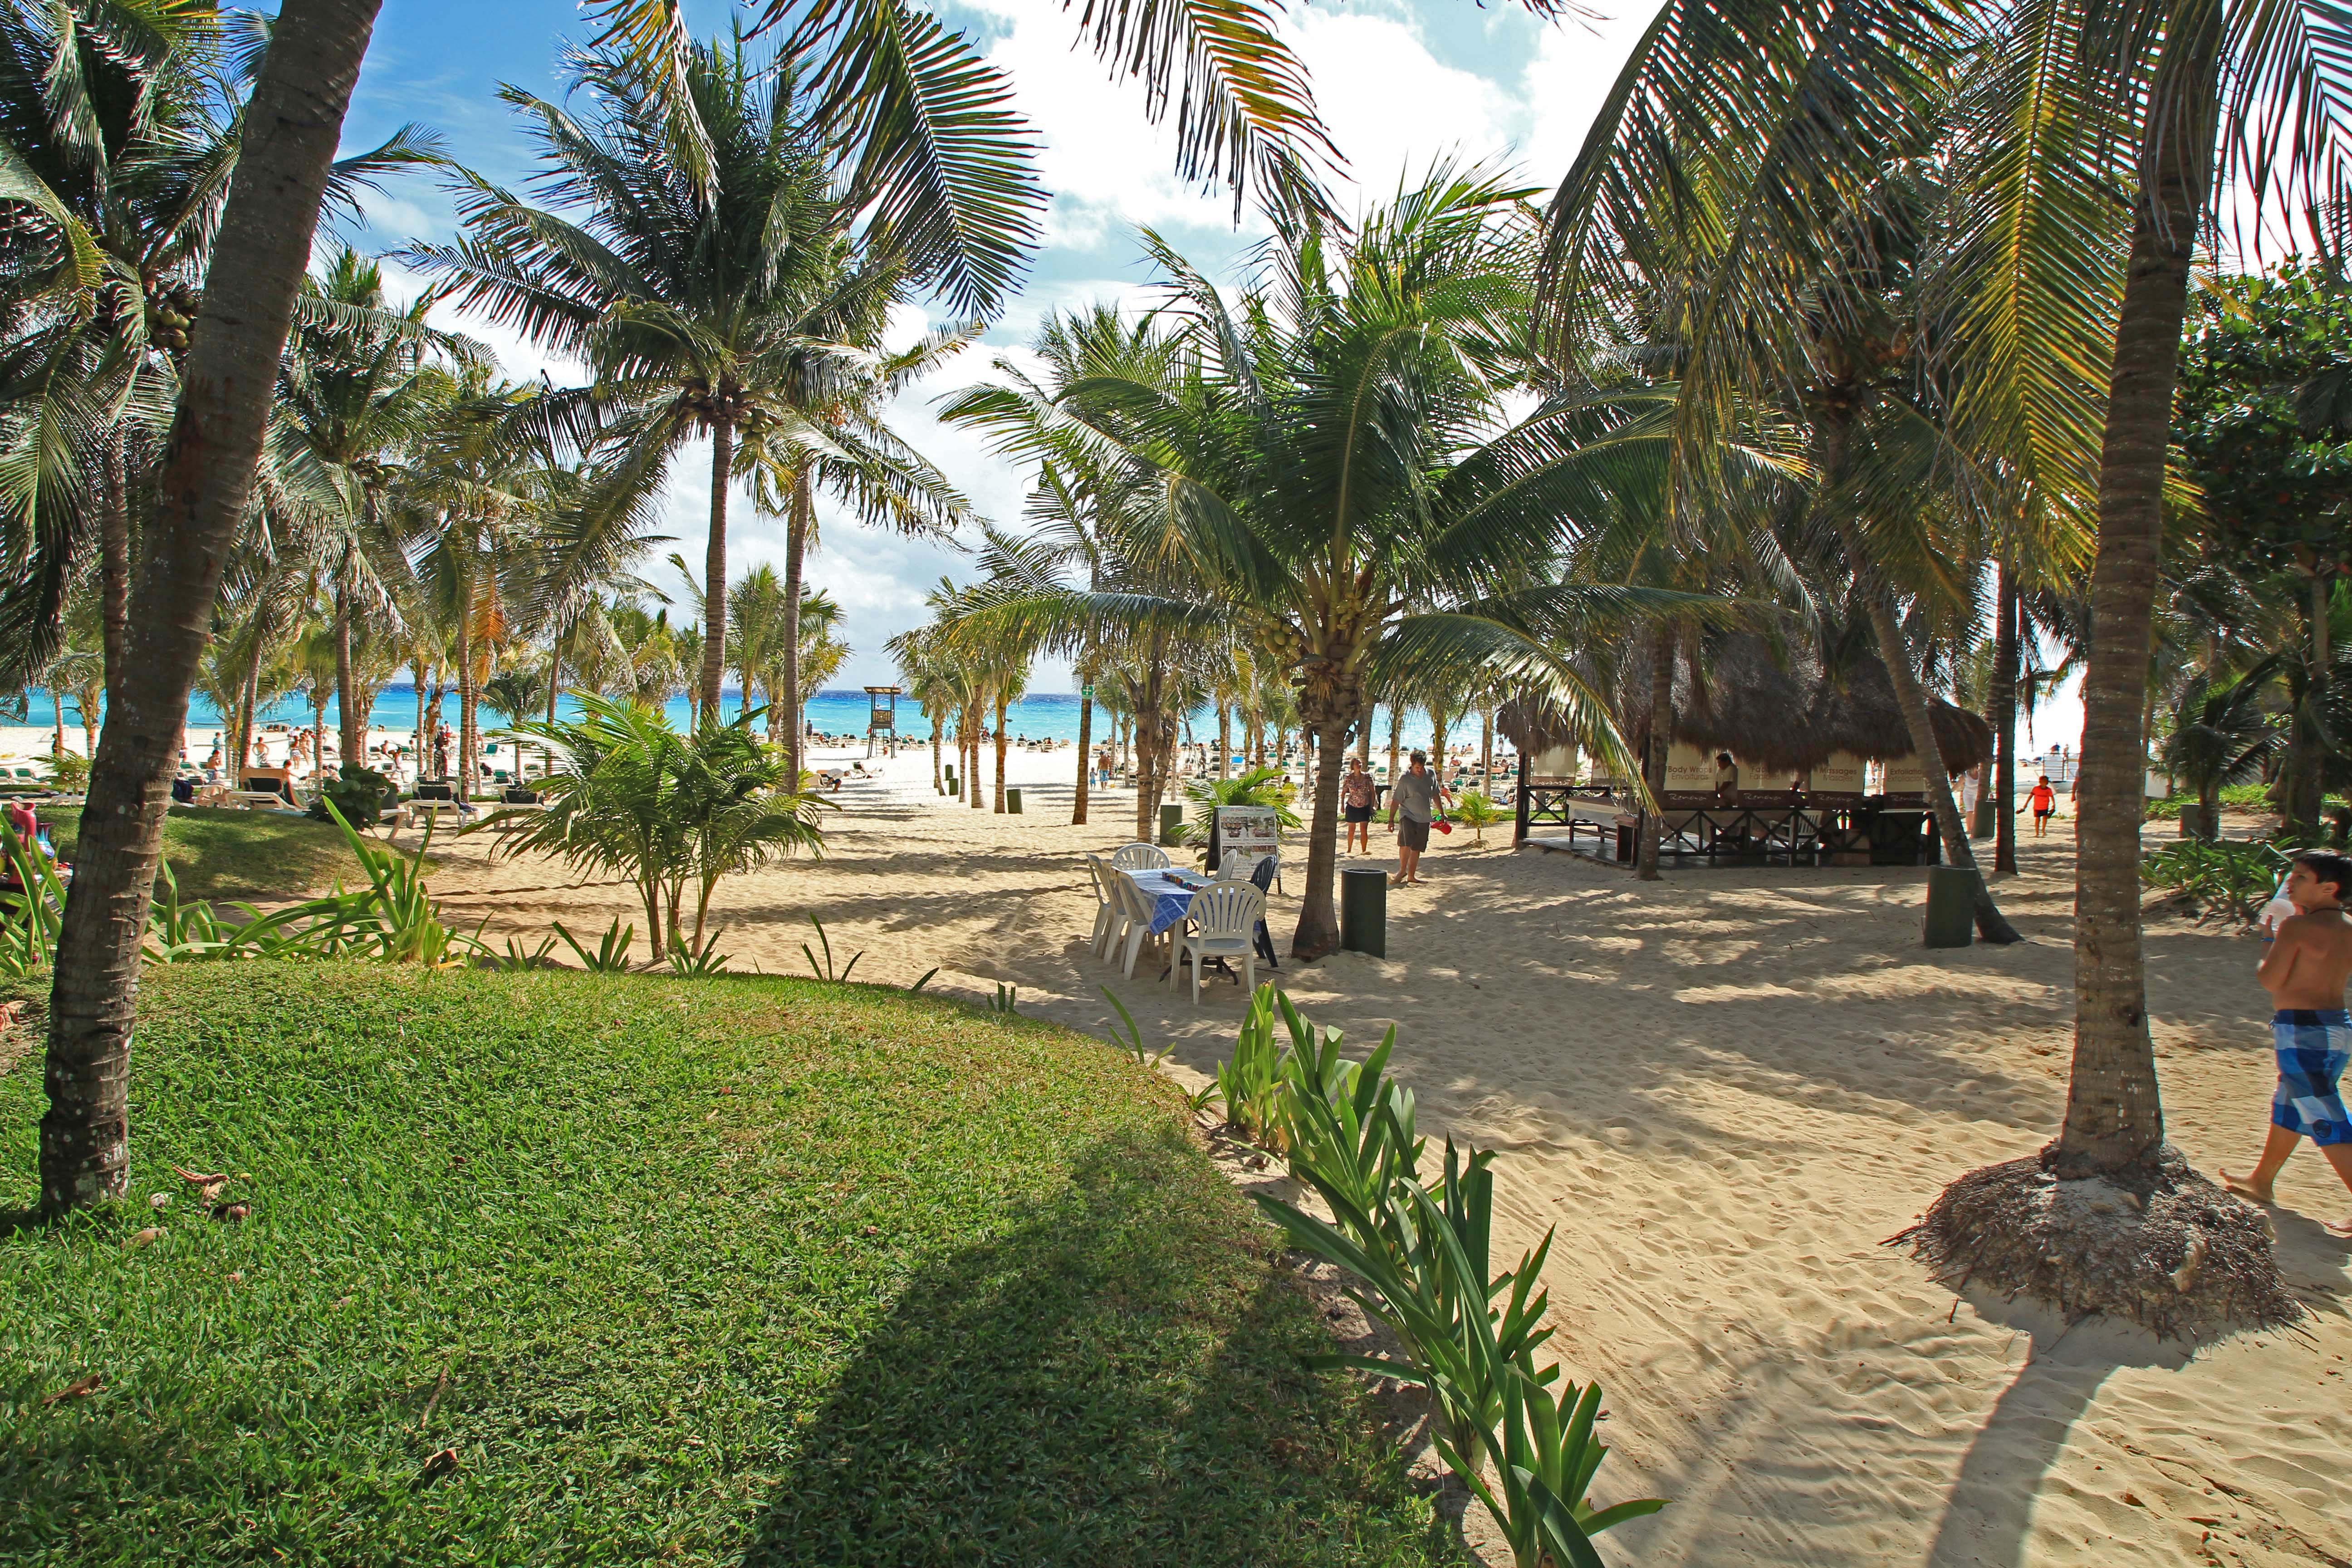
[1499, 631, 1991, 776]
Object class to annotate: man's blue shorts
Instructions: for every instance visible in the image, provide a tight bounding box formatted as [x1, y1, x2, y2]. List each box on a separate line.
[2273, 1009, 2352, 1146]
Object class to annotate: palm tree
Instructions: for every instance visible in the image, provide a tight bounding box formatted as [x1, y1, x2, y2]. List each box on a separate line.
[947, 171, 1729, 957]
[2161, 659, 2281, 840]
[0, 1, 438, 693]
[37, 0, 386, 1213]
[489, 693, 824, 962]
[278, 246, 480, 768]
[404, 37, 968, 719]
[26, 0, 1340, 1212]
[402, 381, 549, 800]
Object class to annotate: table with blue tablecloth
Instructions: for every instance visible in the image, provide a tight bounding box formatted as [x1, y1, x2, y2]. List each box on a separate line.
[1122, 866, 1280, 975]
[1125, 868, 1200, 934]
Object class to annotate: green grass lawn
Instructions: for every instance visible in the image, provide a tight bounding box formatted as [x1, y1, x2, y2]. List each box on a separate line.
[39, 807, 429, 902]
[0, 965, 1460, 1568]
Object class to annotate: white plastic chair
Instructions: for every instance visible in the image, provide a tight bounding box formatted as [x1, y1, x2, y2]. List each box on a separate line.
[1085, 855, 1126, 956]
[1111, 842, 1169, 871]
[1115, 871, 1161, 978]
[1215, 853, 1264, 883]
[1171, 882, 1264, 1002]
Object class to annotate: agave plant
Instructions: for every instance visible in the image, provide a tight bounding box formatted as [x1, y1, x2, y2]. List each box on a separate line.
[1208, 986, 1664, 1564]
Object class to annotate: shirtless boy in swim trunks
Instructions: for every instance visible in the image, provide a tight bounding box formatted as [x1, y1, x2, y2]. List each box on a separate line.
[2220, 851, 2352, 1237]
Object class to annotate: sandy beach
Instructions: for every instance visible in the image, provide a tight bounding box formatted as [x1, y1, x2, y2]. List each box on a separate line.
[167, 741, 2352, 1562]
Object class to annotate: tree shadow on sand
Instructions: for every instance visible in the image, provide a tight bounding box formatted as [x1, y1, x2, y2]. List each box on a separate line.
[740, 1126, 1460, 1568]
[1923, 1226, 2348, 1568]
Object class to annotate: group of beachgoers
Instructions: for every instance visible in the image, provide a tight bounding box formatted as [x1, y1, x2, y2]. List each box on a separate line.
[1339, 750, 1448, 887]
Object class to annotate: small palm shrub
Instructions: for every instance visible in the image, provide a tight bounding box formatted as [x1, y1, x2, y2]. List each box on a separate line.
[1450, 789, 1502, 846]
[483, 695, 826, 963]
[1179, 765, 1301, 846]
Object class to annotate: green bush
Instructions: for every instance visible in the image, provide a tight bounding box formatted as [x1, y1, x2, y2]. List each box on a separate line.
[2140, 838, 2291, 922]
[48, 752, 88, 791]
[310, 763, 396, 827]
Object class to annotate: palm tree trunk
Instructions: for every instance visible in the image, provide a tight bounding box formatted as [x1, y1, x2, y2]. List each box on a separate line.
[993, 692, 1009, 812]
[698, 415, 734, 716]
[1637, 622, 1672, 881]
[39, 0, 382, 1214]
[99, 428, 129, 694]
[1992, 568, 2021, 873]
[779, 465, 810, 782]
[967, 702, 985, 810]
[1132, 707, 1157, 840]
[232, 630, 262, 783]
[333, 582, 360, 771]
[931, 708, 943, 794]
[456, 610, 475, 799]
[1073, 688, 1093, 824]
[2057, 9, 2222, 1177]
[1852, 578, 2018, 941]
[1293, 717, 1351, 959]
[2284, 573, 2330, 830]
[1218, 702, 1231, 779]
[1431, 702, 1449, 777]
[1811, 397, 2018, 937]
[545, 634, 562, 780]
[1481, 710, 1494, 799]
[1385, 708, 1401, 793]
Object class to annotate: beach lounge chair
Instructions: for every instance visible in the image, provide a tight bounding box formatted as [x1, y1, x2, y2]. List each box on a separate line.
[1111, 842, 1168, 871]
[1171, 882, 1263, 1002]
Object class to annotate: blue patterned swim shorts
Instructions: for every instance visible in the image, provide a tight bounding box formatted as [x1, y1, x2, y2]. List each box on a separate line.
[2273, 1009, 2352, 1147]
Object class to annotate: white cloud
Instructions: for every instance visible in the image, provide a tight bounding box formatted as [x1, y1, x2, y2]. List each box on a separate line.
[1516, 5, 1656, 188]
[1288, 9, 1520, 200]
[960, 0, 1239, 244]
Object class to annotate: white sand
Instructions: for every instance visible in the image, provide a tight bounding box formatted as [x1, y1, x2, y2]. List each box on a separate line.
[206, 740, 2352, 1562]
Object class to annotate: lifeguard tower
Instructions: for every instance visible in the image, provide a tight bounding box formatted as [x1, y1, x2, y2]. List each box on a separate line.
[863, 686, 901, 757]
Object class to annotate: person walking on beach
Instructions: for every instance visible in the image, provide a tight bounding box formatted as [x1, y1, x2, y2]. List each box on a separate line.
[1342, 755, 1376, 855]
[1387, 750, 1446, 886]
[2023, 774, 2057, 837]
[2222, 852, 2352, 1237]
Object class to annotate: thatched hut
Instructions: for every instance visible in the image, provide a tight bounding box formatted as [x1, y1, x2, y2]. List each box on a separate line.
[1500, 631, 1991, 779]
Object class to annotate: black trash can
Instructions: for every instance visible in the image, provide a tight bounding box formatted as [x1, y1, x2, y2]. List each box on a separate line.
[1340, 866, 1387, 957]
[1006, 787, 1023, 814]
[1923, 865, 1979, 948]
[1159, 802, 1184, 846]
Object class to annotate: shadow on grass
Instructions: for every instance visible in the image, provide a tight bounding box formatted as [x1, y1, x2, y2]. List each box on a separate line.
[743, 1125, 1457, 1568]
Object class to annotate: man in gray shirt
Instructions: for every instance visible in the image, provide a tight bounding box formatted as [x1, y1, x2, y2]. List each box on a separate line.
[1386, 750, 1446, 886]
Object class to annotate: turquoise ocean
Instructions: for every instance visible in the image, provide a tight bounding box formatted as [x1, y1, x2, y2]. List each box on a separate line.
[20, 688, 1464, 752]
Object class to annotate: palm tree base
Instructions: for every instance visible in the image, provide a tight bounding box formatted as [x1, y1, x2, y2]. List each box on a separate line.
[1891, 1144, 2299, 1340]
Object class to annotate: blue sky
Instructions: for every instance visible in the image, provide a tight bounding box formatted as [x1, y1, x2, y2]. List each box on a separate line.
[327, 0, 1660, 693]
[326, 2, 2100, 746]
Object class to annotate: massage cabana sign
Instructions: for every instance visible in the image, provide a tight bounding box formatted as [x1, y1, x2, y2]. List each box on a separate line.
[1211, 806, 1281, 873]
